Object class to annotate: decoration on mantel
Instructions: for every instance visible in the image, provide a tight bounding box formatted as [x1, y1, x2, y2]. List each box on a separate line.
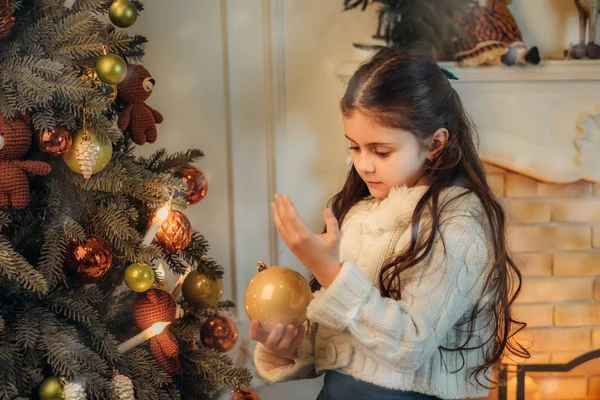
[571, 0, 600, 59]
[574, 102, 600, 168]
[341, 0, 474, 61]
[336, 60, 600, 183]
[453, 0, 540, 67]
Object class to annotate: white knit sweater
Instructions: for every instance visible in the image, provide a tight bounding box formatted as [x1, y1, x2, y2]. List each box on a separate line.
[254, 185, 495, 399]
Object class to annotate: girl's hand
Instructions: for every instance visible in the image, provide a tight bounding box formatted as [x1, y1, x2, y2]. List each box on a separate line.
[271, 193, 341, 288]
[249, 320, 306, 361]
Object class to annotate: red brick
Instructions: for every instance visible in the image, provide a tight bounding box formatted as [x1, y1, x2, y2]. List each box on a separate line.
[513, 253, 552, 276]
[554, 303, 600, 326]
[513, 328, 591, 353]
[517, 277, 593, 303]
[508, 226, 591, 252]
[552, 200, 600, 222]
[553, 252, 600, 276]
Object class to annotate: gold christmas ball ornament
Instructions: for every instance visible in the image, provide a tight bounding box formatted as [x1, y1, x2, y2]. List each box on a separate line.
[244, 262, 312, 333]
[124, 263, 155, 292]
[63, 129, 112, 178]
[200, 315, 238, 352]
[80, 67, 117, 101]
[182, 271, 223, 309]
[65, 236, 113, 282]
[38, 376, 63, 400]
[109, 0, 138, 28]
[154, 210, 192, 254]
[175, 166, 208, 205]
[95, 54, 127, 85]
[36, 127, 73, 156]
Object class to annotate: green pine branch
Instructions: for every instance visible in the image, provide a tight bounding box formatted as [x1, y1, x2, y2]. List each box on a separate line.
[0, 236, 48, 295]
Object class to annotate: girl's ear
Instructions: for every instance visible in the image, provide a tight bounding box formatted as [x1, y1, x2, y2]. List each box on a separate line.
[426, 128, 449, 160]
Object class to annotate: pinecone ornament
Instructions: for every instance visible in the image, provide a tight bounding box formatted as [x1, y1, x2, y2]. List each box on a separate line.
[62, 380, 86, 400]
[111, 373, 135, 400]
[76, 130, 99, 179]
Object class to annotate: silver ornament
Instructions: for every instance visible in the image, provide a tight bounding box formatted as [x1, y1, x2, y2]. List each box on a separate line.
[111, 373, 135, 400]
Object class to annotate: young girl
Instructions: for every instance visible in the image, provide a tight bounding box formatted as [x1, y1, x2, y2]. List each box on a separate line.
[249, 48, 528, 400]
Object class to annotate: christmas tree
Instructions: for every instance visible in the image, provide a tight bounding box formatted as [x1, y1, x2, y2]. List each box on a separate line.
[0, 1, 254, 399]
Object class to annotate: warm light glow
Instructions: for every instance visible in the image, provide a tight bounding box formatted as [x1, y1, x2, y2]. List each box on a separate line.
[150, 322, 170, 335]
[156, 205, 170, 220]
[155, 263, 166, 280]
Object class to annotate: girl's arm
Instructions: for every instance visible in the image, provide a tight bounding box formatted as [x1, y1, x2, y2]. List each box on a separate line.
[306, 213, 492, 373]
[253, 321, 319, 382]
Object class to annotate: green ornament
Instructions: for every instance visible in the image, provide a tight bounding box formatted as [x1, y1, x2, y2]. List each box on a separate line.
[109, 0, 138, 28]
[39, 376, 63, 400]
[124, 263, 155, 292]
[96, 54, 127, 85]
[182, 271, 223, 309]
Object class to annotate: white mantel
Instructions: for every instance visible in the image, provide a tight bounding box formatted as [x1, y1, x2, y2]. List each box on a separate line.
[337, 60, 600, 184]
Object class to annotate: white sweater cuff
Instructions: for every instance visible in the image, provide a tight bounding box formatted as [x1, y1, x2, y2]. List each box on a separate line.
[307, 260, 372, 331]
[253, 341, 315, 382]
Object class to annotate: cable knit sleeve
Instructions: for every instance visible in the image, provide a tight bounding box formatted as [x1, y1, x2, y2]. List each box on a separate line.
[306, 213, 491, 372]
[253, 321, 319, 382]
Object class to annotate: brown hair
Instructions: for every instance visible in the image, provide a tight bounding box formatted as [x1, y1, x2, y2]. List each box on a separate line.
[314, 47, 528, 386]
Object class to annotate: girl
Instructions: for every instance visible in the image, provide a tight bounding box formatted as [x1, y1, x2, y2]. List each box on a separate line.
[249, 48, 528, 400]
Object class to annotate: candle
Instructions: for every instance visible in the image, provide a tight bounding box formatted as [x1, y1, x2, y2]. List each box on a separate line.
[141, 205, 170, 246]
[117, 322, 171, 354]
[171, 264, 192, 298]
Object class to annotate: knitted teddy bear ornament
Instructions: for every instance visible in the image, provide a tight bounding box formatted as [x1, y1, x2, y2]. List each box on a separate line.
[117, 64, 164, 145]
[132, 288, 180, 374]
[0, 112, 51, 209]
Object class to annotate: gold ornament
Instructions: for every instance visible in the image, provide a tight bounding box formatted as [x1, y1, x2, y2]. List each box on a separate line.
[182, 271, 223, 309]
[38, 376, 63, 400]
[65, 236, 113, 283]
[62, 380, 86, 400]
[109, 0, 138, 28]
[110, 372, 135, 400]
[200, 315, 238, 352]
[79, 67, 117, 101]
[244, 262, 312, 333]
[124, 263, 155, 292]
[96, 54, 127, 85]
[36, 127, 73, 156]
[153, 210, 192, 254]
[175, 166, 208, 205]
[63, 129, 112, 178]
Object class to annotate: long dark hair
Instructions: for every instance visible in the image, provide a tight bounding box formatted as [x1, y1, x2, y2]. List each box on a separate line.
[313, 47, 529, 386]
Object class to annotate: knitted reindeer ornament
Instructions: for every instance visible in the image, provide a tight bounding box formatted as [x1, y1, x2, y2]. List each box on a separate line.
[132, 288, 180, 374]
[0, 113, 51, 209]
[117, 64, 163, 145]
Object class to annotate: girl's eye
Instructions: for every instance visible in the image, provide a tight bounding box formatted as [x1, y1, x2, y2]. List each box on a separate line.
[375, 150, 390, 157]
[348, 146, 359, 151]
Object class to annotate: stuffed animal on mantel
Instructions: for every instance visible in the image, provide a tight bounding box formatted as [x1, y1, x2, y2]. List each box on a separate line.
[117, 64, 164, 145]
[0, 112, 51, 209]
[454, 0, 540, 66]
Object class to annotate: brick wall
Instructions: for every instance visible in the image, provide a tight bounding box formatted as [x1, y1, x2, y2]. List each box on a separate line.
[484, 163, 600, 400]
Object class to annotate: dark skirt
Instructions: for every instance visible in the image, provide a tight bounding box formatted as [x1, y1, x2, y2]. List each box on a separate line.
[317, 370, 441, 400]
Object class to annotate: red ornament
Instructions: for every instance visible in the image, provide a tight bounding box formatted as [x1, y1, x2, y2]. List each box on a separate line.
[200, 316, 238, 352]
[132, 289, 180, 374]
[228, 387, 260, 400]
[36, 127, 73, 156]
[65, 236, 112, 282]
[153, 210, 192, 254]
[175, 166, 208, 205]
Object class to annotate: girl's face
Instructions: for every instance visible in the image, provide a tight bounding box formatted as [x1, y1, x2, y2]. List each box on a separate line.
[343, 112, 430, 200]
